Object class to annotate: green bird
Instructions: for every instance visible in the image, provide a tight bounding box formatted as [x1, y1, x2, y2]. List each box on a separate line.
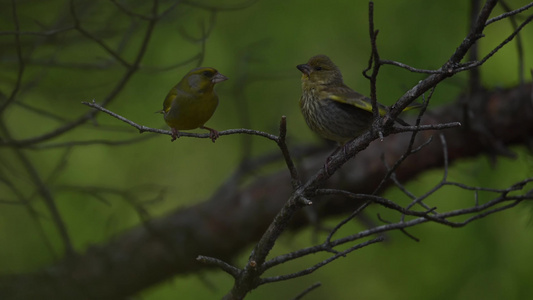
[160, 67, 228, 142]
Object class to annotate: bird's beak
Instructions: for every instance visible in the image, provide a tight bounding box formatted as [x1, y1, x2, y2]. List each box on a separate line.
[212, 73, 228, 84]
[297, 64, 312, 76]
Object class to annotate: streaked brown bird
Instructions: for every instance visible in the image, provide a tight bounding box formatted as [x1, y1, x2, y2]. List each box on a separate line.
[297, 54, 417, 145]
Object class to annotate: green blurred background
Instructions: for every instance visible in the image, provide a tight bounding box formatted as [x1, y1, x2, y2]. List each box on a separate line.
[1, 0, 533, 299]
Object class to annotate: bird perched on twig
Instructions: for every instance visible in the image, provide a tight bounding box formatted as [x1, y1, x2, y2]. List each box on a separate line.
[297, 54, 418, 146]
[159, 67, 228, 142]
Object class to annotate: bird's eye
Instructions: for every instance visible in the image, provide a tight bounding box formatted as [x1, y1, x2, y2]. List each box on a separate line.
[203, 70, 214, 77]
[314, 66, 323, 71]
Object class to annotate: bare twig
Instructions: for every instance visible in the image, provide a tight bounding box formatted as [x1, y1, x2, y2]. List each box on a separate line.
[485, 2, 533, 25]
[366, 2, 380, 121]
[454, 14, 533, 73]
[0, 26, 75, 36]
[468, 0, 482, 93]
[0, 0, 160, 148]
[292, 282, 322, 300]
[276, 116, 302, 190]
[500, 1, 525, 84]
[197, 255, 240, 278]
[0, 123, 74, 258]
[110, 0, 155, 21]
[0, 0, 25, 114]
[380, 60, 443, 74]
[81, 100, 280, 142]
[375, 88, 436, 194]
[260, 237, 384, 284]
[69, 0, 131, 68]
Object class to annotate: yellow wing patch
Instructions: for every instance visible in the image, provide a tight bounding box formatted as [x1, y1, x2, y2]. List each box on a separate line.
[162, 88, 177, 113]
[328, 93, 388, 116]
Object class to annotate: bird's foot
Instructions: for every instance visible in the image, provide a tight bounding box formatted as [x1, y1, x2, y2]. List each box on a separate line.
[171, 128, 180, 142]
[201, 126, 219, 143]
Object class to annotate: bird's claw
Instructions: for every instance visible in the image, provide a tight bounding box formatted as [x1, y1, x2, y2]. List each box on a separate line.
[171, 128, 180, 142]
[201, 126, 219, 143]
[209, 130, 219, 143]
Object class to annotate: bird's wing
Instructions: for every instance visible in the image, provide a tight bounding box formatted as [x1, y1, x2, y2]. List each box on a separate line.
[162, 88, 178, 113]
[325, 85, 388, 115]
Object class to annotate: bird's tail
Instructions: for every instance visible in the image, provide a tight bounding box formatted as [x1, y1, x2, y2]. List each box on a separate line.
[395, 103, 423, 126]
[402, 102, 423, 112]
